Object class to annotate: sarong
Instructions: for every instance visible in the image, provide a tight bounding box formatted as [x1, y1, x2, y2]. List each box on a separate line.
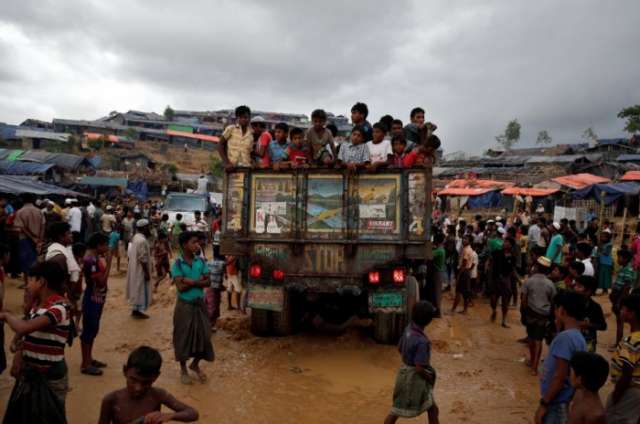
[173, 298, 215, 362]
[390, 364, 435, 418]
[606, 386, 640, 424]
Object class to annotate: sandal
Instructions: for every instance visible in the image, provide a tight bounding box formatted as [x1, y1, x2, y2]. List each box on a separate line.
[180, 373, 192, 385]
[81, 366, 103, 376]
[91, 360, 107, 368]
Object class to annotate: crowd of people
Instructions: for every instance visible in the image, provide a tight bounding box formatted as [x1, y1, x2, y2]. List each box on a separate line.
[408, 211, 640, 423]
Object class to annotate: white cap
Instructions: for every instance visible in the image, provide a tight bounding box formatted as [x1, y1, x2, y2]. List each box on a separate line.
[136, 219, 149, 228]
[497, 227, 506, 235]
[64, 198, 76, 205]
[106, 205, 113, 211]
[251, 116, 266, 123]
[603, 228, 612, 234]
[495, 216, 503, 221]
[552, 222, 561, 231]
[486, 219, 495, 224]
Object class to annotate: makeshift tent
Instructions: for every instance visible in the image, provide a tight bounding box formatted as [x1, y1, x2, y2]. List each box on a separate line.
[501, 187, 560, 197]
[572, 182, 640, 205]
[551, 173, 610, 190]
[444, 179, 514, 189]
[621, 171, 640, 181]
[0, 160, 54, 175]
[166, 129, 220, 143]
[467, 191, 502, 208]
[79, 176, 128, 187]
[0, 175, 88, 197]
[18, 151, 91, 171]
[127, 180, 148, 201]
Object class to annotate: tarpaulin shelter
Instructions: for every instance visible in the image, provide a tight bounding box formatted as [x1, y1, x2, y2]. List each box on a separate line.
[501, 187, 560, 197]
[79, 176, 128, 187]
[18, 151, 91, 171]
[551, 173, 610, 190]
[621, 171, 640, 181]
[127, 180, 149, 201]
[0, 160, 54, 175]
[444, 179, 514, 189]
[572, 182, 640, 205]
[0, 175, 88, 197]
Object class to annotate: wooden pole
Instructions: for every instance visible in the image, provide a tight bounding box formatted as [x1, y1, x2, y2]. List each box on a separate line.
[619, 194, 629, 248]
[424, 165, 433, 260]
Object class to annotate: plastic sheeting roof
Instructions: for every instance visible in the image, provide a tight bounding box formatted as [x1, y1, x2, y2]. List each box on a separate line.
[0, 160, 54, 175]
[79, 176, 128, 187]
[501, 187, 560, 197]
[617, 155, 640, 162]
[551, 173, 610, 190]
[18, 151, 90, 170]
[438, 187, 495, 196]
[445, 179, 514, 189]
[621, 171, 640, 181]
[0, 175, 88, 197]
[166, 129, 220, 143]
[572, 182, 640, 205]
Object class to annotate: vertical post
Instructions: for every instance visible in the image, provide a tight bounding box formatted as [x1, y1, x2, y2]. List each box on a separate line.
[619, 195, 628, 248]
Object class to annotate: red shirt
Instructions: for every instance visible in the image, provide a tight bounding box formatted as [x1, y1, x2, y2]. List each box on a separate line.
[391, 150, 418, 168]
[256, 132, 272, 168]
[288, 146, 311, 165]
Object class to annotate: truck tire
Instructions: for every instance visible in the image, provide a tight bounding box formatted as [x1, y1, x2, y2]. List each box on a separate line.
[250, 308, 271, 336]
[272, 290, 293, 336]
[373, 312, 404, 344]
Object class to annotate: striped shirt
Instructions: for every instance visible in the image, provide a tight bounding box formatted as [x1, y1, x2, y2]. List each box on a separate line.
[337, 142, 370, 164]
[22, 294, 71, 371]
[611, 331, 640, 387]
[613, 265, 636, 291]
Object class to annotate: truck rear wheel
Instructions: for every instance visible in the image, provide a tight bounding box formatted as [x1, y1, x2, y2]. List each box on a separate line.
[373, 312, 405, 344]
[250, 308, 271, 336]
[272, 290, 293, 336]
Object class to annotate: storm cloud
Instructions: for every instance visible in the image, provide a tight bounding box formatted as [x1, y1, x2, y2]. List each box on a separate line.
[1, 0, 639, 153]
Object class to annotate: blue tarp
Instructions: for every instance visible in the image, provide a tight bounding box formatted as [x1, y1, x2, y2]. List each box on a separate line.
[467, 191, 502, 209]
[79, 176, 128, 187]
[127, 180, 148, 201]
[572, 182, 640, 205]
[0, 175, 88, 197]
[617, 154, 640, 162]
[0, 160, 53, 175]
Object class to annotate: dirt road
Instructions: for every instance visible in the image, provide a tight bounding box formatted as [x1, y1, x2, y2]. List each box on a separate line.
[0, 270, 618, 423]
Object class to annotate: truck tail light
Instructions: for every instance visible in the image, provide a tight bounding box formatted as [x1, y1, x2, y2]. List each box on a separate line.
[392, 268, 405, 285]
[272, 269, 285, 281]
[249, 264, 262, 279]
[368, 271, 380, 284]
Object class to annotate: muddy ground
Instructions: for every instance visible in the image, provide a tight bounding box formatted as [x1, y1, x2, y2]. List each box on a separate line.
[0, 265, 618, 423]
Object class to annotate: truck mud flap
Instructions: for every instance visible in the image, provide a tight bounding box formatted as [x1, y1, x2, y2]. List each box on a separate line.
[247, 285, 284, 312]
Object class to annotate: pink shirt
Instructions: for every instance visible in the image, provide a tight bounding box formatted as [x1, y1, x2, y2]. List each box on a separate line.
[631, 236, 640, 269]
[256, 132, 272, 168]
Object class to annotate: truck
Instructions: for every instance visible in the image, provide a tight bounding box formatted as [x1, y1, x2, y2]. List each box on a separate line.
[162, 192, 211, 227]
[220, 167, 433, 344]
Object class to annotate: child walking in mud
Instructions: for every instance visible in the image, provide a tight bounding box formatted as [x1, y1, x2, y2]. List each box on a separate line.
[99, 346, 199, 423]
[384, 301, 439, 424]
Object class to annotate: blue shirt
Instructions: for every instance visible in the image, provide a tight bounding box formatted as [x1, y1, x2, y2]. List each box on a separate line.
[171, 256, 209, 302]
[398, 322, 431, 367]
[268, 140, 290, 163]
[599, 242, 613, 266]
[540, 328, 586, 404]
[546, 234, 564, 264]
[108, 231, 120, 250]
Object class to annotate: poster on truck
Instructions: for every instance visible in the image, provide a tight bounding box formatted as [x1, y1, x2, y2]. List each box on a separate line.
[408, 172, 426, 237]
[306, 175, 344, 233]
[251, 175, 295, 235]
[356, 175, 400, 237]
[226, 173, 245, 232]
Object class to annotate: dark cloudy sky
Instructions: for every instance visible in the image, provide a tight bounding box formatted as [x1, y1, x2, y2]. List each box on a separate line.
[1, 0, 639, 153]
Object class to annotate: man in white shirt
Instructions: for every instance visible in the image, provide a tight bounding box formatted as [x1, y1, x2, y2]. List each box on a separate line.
[576, 242, 595, 277]
[190, 210, 209, 233]
[101, 206, 117, 233]
[528, 217, 541, 250]
[66, 199, 83, 242]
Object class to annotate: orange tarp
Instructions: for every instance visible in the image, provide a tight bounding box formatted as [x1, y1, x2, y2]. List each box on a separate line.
[84, 132, 120, 143]
[551, 173, 610, 190]
[621, 171, 640, 181]
[166, 130, 220, 143]
[444, 179, 514, 189]
[438, 187, 495, 196]
[502, 187, 559, 197]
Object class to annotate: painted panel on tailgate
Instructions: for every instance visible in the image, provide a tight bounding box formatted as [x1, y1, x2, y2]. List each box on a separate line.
[408, 172, 426, 237]
[307, 175, 344, 232]
[356, 175, 400, 236]
[248, 285, 284, 312]
[302, 244, 345, 273]
[253, 244, 290, 262]
[226, 173, 245, 232]
[355, 245, 397, 270]
[251, 175, 295, 234]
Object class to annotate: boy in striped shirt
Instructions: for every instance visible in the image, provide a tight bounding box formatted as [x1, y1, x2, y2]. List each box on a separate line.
[0, 261, 71, 423]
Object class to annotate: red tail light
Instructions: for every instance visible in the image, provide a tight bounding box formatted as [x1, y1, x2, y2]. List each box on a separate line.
[392, 268, 405, 285]
[249, 264, 262, 278]
[272, 269, 285, 281]
[368, 271, 380, 284]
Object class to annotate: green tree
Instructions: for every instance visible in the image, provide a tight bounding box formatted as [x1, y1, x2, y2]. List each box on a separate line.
[164, 105, 175, 121]
[209, 154, 224, 178]
[536, 130, 552, 145]
[495, 119, 521, 150]
[124, 127, 138, 141]
[617, 105, 640, 134]
[581, 127, 598, 143]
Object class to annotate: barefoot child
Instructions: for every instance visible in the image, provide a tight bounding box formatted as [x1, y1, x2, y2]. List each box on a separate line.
[606, 292, 640, 422]
[384, 301, 439, 424]
[0, 261, 71, 423]
[153, 231, 171, 289]
[568, 352, 608, 424]
[98, 346, 198, 424]
[98, 346, 199, 423]
[81, 232, 112, 376]
[171, 231, 214, 384]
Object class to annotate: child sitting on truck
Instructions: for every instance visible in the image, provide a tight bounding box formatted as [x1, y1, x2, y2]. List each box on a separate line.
[336, 125, 370, 170]
[384, 301, 439, 424]
[367, 122, 392, 170]
[284, 127, 311, 168]
[269, 123, 290, 169]
[390, 135, 419, 168]
[306, 109, 336, 166]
